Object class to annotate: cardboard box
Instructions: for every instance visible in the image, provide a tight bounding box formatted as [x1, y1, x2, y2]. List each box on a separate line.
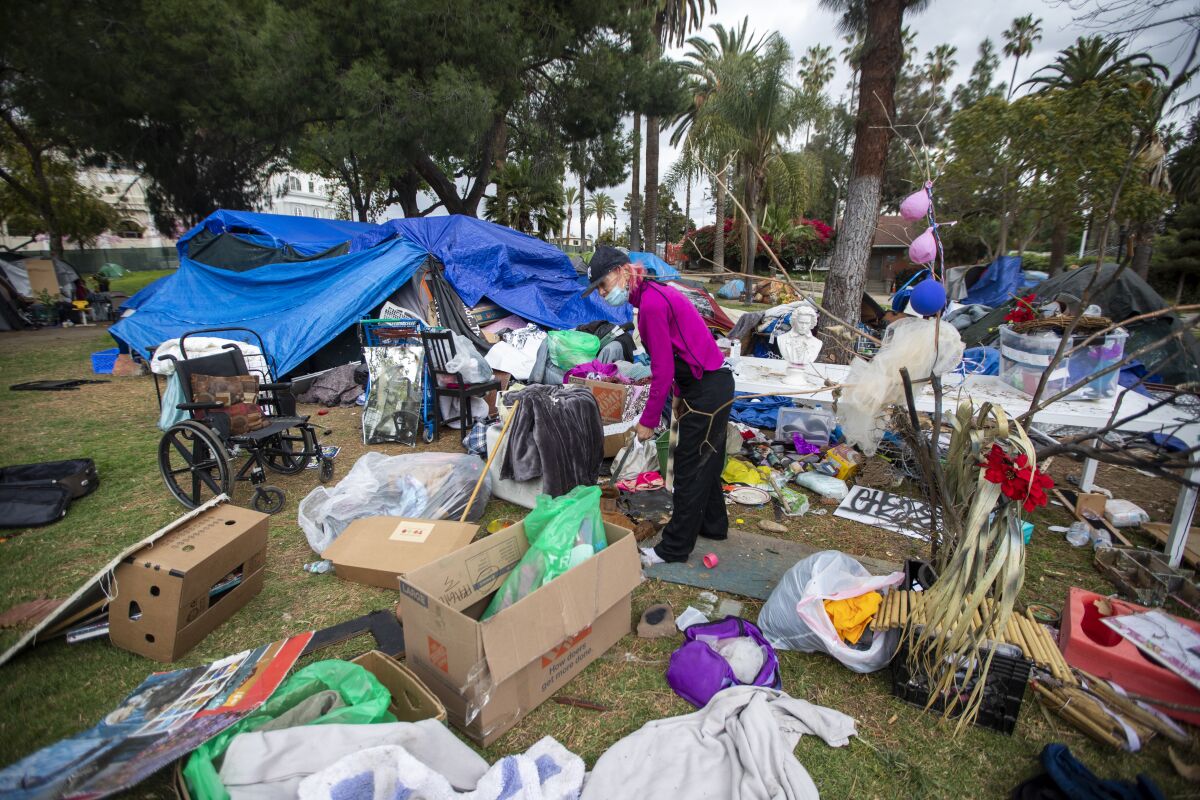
[109, 504, 269, 662]
[1075, 492, 1108, 521]
[322, 517, 479, 590]
[569, 377, 630, 424]
[352, 650, 447, 723]
[399, 520, 640, 746]
[23, 258, 61, 298]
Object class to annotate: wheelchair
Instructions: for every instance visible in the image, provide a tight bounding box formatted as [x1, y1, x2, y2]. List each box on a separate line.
[155, 327, 334, 514]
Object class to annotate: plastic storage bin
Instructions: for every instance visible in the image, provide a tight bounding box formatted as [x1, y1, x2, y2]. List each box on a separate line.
[999, 326, 1127, 400]
[775, 405, 835, 445]
[91, 348, 120, 374]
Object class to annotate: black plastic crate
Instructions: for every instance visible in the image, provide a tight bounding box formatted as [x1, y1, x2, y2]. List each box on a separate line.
[890, 636, 1032, 735]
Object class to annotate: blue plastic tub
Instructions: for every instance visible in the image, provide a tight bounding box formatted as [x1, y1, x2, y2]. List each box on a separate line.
[91, 348, 120, 374]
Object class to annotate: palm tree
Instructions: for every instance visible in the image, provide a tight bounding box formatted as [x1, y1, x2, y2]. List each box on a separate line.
[924, 44, 958, 97]
[798, 44, 836, 96]
[642, 0, 715, 255]
[841, 32, 865, 110]
[587, 193, 616, 242]
[1024, 35, 1167, 91]
[577, 173, 589, 245]
[687, 34, 808, 274]
[817, 0, 931, 362]
[563, 185, 579, 241]
[1002, 15, 1042, 101]
[672, 20, 767, 271]
[484, 159, 565, 238]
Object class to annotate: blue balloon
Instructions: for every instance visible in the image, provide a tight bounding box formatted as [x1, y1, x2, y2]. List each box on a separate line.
[910, 278, 947, 316]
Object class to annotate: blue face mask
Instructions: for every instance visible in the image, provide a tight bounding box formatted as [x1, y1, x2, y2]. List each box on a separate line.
[603, 286, 629, 307]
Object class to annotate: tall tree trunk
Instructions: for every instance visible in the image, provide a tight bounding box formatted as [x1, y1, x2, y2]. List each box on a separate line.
[1131, 218, 1155, 280]
[578, 175, 586, 247]
[566, 210, 573, 241]
[1048, 216, 1069, 276]
[630, 113, 642, 250]
[684, 174, 691, 230]
[1007, 55, 1020, 102]
[596, 211, 602, 243]
[713, 172, 726, 272]
[644, 117, 660, 252]
[741, 176, 760, 302]
[818, 0, 904, 362]
[996, 207, 1011, 258]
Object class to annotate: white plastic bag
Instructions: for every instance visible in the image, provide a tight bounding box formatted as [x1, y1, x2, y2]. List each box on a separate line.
[298, 452, 490, 553]
[1104, 499, 1150, 528]
[757, 550, 904, 673]
[794, 472, 848, 501]
[613, 437, 659, 481]
[444, 332, 494, 385]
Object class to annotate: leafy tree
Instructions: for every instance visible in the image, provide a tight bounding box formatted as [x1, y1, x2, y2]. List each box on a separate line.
[953, 39, 1006, 110]
[484, 157, 566, 238]
[817, 0, 930, 360]
[655, 193, 696, 247]
[564, 186, 580, 240]
[1152, 202, 1200, 301]
[924, 45, 958, 99]
[1170, 114, 1200, 205]
[799, 45, 837, 96]
[586, 192, 616, 240]
[1023, 35, 1167, 91]
[1002, 15, 1043, 100]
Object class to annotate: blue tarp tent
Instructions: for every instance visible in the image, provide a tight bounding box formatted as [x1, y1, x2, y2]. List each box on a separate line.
[357, 216, 630, 330]
[176, 210, 378, 256]
[113, 212, 628, 373]
[112, 239, 430, 376]
[627, 251, 681, 281]
[961, 255, 1023, 308]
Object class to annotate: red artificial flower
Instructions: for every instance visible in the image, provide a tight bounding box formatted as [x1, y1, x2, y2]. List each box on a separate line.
[980, 444, 1054, 512]
[1004, 293, 1037, 324]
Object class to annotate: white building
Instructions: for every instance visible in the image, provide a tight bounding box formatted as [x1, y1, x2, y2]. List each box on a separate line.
[260, 173, 343, 220]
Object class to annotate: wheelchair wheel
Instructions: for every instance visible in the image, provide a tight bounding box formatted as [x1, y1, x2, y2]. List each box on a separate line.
[262, 426, 316, 475]
[251, 485, 285, 514]
[159, 421, 230, 509]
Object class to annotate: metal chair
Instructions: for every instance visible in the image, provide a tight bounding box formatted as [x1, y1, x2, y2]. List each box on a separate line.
[420, 329, 500, 441]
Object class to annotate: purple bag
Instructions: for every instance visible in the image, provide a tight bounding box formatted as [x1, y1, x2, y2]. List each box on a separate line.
[666, 616, 782, 708]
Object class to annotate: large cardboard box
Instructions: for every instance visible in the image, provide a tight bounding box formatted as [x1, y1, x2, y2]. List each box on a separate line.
[398, 520, 640, 746]
[323, 517, 479, 590]
[568, 377, 630, 424]
[352, 650, 447, 723]
[109, 504, 268, 662]
[23, 258, 61, 298]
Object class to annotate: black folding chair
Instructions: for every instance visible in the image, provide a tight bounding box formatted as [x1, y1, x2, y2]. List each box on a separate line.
[420, 329, 500, 441]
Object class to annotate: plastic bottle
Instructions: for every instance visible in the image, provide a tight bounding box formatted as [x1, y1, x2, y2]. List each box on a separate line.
[1090, 527, 1113, 551]
[1065, 522, 1091, 547]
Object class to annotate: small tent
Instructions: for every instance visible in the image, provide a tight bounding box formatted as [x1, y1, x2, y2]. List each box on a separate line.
[0, 255, 80, 299]
[627, 251, 682, 281]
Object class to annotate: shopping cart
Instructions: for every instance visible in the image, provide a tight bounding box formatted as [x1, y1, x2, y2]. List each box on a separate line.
[357, 317, 436, 444]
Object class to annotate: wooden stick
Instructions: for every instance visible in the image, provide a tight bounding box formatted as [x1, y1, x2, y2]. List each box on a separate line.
[1076, 670, 1191, 743]
[462, 400, 518, 524]
[1033, 683, 1125, 749]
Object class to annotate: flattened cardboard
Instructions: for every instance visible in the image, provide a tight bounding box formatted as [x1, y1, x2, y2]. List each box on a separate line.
[351, 650, 446, 723]
[399, 520, 640, 746]
[323, 517, 480, 590]
[23, 258, 61, 298]
[1075, 492, 1108, 521]
[109, 503, 268, 662]
[569, 377, 630, 424]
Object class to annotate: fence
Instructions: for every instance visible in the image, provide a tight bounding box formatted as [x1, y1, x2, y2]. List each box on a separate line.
[19, 246, 179, 274]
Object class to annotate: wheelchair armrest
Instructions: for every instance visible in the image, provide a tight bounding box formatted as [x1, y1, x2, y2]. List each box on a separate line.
[257, 381, 292, 391]
[177, 401, 224, 411]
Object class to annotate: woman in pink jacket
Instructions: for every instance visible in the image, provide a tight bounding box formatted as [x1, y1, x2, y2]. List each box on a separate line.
[584, 247, 734, 566]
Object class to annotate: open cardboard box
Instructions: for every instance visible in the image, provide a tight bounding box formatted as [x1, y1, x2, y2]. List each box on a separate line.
[568, 376, 631, 424]
[398, 519, 640, 746]
[322, 517, 479, 590]
[110, 503, 268, 663]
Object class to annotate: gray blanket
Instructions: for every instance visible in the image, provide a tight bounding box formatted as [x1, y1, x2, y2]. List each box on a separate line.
[501, 384, 603, 497]
[581, 686, 857, 800]
[296, 364, 365, 406]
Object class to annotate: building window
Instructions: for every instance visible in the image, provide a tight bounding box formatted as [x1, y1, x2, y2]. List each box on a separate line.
[308, 180, 314, 193]
[294, 207, 303, 216]
[115, 219, 143, 239]
[287, 175, 301, 192]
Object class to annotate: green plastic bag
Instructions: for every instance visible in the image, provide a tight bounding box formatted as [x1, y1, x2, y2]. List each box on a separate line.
[183, 660, 394, 800]
[546, 330, 601, 370]
[481, 485, 607, 620]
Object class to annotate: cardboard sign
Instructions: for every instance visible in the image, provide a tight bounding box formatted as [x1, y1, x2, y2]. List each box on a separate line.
[834, 486, 934, 541]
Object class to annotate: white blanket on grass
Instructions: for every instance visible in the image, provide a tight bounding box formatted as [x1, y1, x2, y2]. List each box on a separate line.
[298, 737, 582, 800]
[581, 686, 856, 800]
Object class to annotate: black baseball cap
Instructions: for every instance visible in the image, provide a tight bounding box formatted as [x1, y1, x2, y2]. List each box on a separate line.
[582, 246, 631, 295]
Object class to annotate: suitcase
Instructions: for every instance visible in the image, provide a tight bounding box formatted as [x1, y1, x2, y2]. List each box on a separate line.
[0, 459, 99, 529]
[0, 458, 99, 499]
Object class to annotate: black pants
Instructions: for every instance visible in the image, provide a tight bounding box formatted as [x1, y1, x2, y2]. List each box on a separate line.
[654, 364, 734, 563]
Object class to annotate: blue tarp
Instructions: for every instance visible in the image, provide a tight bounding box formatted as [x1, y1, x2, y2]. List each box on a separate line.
[961, 255, 1023, 308]
[112, 238, 429, 376]
[729, 392, 793, 429]
[176, 209, 377, 256]
[358, 216, 630, 329]
[627, 251, 681, 281]
[116, 212, 629, 370]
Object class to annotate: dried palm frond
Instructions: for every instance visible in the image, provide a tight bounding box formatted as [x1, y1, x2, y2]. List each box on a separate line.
[900, 401, 1032, 732]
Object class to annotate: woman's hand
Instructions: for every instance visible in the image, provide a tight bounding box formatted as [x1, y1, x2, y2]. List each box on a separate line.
[635, 423, 656, 442]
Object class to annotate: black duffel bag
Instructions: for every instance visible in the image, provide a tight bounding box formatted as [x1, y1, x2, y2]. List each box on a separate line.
[0, 459, 99, 528]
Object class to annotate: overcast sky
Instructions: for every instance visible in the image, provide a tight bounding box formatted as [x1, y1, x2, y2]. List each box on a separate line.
[384, 0, 1195, 234]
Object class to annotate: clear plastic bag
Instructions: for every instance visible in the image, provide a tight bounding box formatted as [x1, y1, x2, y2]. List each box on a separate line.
[613, 438, 658, 481]
[794, 471, 849, 500]
[443, 332, 494, 384]
[757, 550, 904, 673]
[298, 452, 490, 553]
[481, 485, 606, 620]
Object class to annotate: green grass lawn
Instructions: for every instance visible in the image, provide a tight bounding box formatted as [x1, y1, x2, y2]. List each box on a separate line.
[0, 328, 1194, 799]
[108, 268, 176, 296]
